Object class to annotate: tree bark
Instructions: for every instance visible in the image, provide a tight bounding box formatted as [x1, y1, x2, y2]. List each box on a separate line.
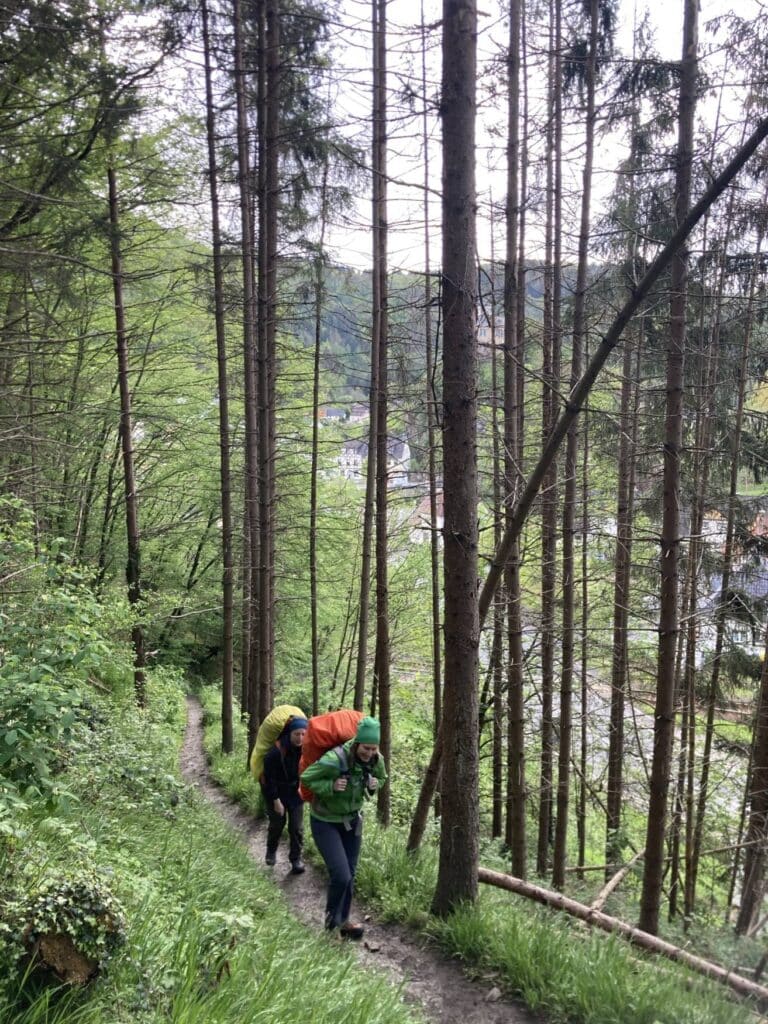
[233, 0, 261, 757]
[107, 165, 146, 707]
[202, 0, 235, 754]
[309, 157, 330, 717]
[372, 0, 390, 824]
[420, 0, 442, 745]
[431, 0, 478, 916]
[503, 0, 526, 877]
[553, 0, 598, 892]
[735, 620, 768, 935]
[537, 0, 562, 876]
[639, 0, 697, 937]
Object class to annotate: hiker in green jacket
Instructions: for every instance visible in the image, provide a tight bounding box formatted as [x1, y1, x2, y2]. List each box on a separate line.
[300, 716, 387, 939]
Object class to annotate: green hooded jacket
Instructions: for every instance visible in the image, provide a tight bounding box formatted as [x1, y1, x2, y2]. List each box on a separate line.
[300, 739, 388, 822]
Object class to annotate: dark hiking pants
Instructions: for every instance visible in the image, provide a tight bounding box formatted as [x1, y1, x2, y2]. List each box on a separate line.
[266, 801, 304, 864]
[310, 814, 363, 929]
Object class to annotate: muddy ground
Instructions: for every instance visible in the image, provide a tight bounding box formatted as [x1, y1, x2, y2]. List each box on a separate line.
[179, 698, 540, 1024]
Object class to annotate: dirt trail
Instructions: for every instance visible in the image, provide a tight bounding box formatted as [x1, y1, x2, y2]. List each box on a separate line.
[180, 698, 540, 1024]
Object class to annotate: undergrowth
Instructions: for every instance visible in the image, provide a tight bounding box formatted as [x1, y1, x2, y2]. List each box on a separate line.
[0, 672, 421, 1024]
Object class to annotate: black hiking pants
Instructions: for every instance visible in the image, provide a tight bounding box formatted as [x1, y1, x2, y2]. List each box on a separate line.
[265, 800, 304, 864]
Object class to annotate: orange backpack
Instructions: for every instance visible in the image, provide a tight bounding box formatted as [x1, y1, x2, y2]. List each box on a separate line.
[298, 709, 364, 802]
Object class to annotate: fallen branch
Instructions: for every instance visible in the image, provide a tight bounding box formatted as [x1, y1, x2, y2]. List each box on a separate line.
[478, 867, 768, 1008]
[590, 851, 644, 912]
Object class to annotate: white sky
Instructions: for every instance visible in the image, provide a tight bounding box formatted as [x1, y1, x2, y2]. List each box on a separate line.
[317, 0, 763, 272]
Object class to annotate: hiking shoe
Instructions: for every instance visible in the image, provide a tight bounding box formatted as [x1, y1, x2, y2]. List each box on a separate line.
[339, 921, 364, 940]
[290, 859, 306, 874]
[265, 851, 277, 866]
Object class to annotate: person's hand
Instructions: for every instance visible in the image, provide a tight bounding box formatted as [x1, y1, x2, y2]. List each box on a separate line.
[366, 777, 378, 793]
[333, 776, 348, 791]
[273, 799, 285, 815]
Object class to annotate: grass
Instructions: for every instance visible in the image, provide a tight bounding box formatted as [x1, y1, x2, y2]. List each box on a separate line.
[200, 685, 759, 1024]
[0, 674, 423, 1024]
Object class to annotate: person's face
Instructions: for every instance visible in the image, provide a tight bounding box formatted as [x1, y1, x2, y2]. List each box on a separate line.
[290, 728, 307, 747]
[357, 743, 378, 762]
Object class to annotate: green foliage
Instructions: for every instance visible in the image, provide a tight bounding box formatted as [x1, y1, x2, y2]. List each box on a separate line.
[2, 873, 127, 979]
[0, 500, 135, 816]
[428, 895, 751, 1024]
[0, 661, 422, 1024]
[0, 679, 83, 815]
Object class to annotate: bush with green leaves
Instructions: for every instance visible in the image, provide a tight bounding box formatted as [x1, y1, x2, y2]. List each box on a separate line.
[0, 872, 127, 985]
[0, 500, 135, 816]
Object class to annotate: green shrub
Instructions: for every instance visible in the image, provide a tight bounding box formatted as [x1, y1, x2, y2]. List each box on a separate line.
[0, 873, 126, 985]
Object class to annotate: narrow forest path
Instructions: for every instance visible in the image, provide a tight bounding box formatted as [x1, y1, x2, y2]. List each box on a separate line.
[180, 697, 541, 1024]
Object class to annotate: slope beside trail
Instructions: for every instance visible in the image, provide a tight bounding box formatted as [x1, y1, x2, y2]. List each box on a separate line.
[180, 697, 541, 1024]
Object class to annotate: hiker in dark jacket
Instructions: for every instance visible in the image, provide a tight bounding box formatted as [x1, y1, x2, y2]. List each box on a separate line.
[300, 716, 387, 939]
[261, 715, 308, 874]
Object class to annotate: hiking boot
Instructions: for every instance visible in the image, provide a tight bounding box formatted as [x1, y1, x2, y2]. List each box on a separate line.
[265, 850, 277, 866]
[339, 921, 364, 940]
[290, 859, 305, 874]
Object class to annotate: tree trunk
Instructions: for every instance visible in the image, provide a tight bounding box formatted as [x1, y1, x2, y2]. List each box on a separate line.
[431, 0, 478, 916]
[477, 867, 768, 1008]
[202, 0, 234, 754]
[553, 0, 598, 892]
[256, 0, 280, 716]
[537, 0, 562, 877]
[639, 0, 698, 937]
[309, 158, 330, 717]
[693, 211, 764, 913]
[107, 166, 146, 707]
[503, 0, 526, 877]
[736, 626, 768, 935]
[478, 114, 768, 625]
[421, 0, 441, 743]
[233, 0, 261, 756]
[372, 0, 390, 824]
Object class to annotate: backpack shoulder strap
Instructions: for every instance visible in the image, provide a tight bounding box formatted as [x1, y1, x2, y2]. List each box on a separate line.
[333, 744, 349, 774]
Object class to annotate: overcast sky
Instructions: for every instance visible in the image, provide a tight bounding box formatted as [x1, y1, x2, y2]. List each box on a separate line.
[318, 0, 762, 272]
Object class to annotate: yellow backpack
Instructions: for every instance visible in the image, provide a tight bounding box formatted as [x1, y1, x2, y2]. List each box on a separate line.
[249, 704, 305, 780]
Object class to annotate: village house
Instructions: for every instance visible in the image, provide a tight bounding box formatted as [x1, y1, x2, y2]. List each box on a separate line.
[338, 436, 411, 486]
[318, 406, 347, 424]
[699, 509, 768, 658]
[409, 491, 444, 545]
[348, 402, 369, 424]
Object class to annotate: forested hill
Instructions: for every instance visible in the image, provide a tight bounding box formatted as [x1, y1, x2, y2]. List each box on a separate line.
[283, 260, 552, 402]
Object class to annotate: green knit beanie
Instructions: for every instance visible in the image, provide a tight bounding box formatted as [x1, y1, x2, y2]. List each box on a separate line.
[355, 716, 380, 744]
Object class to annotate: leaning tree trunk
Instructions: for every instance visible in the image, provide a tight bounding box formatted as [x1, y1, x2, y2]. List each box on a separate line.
[107, 166, 146, 708]
[639, 0, 697, 937]
[431, 0, 478, 917]
[409, 114, 768, 857]
[202, 0, 234, 754]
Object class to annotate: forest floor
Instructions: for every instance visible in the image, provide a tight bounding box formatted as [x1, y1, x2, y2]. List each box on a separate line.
[180, 697, 541, 1024]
